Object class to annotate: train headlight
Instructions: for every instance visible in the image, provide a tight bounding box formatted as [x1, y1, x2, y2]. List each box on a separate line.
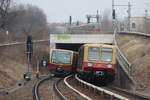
[57, 67, 64, 72]
[107, 64, 112, 68]
[87, 63, 93, 67]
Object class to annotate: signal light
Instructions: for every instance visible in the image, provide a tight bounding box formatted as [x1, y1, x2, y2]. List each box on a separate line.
[112, 9, 116, 19]
[26, 35, 33, 63]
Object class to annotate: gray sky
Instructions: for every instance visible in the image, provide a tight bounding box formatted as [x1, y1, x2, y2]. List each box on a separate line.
[17, 0, 150, 23]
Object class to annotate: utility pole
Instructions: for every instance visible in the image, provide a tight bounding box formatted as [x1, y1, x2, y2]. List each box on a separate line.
[127, 2, 131, 32]
[112, 0, 132, 32]
[86, 15, 91, 23]
[112, 0, 115, 32]
[69, 16, 72, 25]
[145, 10, 148, 19]
[144, 10, 148, 33]
[86, 11, 100, 24]
[112, 0, 114, 13]
[96, 10, 100, 23]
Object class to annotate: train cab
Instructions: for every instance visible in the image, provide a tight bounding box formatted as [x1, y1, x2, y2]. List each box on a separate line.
[77, 44, 116, 83]
[48, 49, 78, 76]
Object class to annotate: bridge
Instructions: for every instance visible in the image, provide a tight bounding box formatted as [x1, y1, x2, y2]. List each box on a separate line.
[50, 34, 113, 44]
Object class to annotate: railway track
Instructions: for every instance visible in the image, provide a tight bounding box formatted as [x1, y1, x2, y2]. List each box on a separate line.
[53, 78, 67, 100]
[0, 33, 149, 100]
[56, 75, 124, 100]
[54, 75, 88, 100]
[104, 86, 150, 100]
[33, 74, 60, 100]
[34, 74, 149, 100]
[67, 75, 126, 100]
[74, 74, 150, 100]
[33, 74, 87, 100]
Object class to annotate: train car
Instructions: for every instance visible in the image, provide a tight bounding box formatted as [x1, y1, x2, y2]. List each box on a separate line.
[77, 44, 116, 84]
[48, 49, 78, 76]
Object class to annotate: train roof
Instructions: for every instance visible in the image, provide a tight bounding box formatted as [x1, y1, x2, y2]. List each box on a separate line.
[50, 49, 78, 53]
[83, 44, 116, 48]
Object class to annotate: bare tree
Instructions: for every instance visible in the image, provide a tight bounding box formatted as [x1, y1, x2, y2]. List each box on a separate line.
[7, 4, 48, 39]
[0, 0, 11, 30]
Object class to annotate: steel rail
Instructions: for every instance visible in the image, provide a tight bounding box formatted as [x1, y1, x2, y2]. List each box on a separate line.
[53, 78, 68, 100]
[64, 75, 92, 100]
[113, 29, 132, 75]
[107, 86, 150, 100]
[75, 74, 129, 100]
[33, 74, 53, 100]
[113, 29, 136, 90]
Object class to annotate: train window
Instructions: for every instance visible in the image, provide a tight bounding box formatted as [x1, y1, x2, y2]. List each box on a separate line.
[88, 47, 100, 61]
[101, 48, 112, 62]
[51, 50, 72, 64]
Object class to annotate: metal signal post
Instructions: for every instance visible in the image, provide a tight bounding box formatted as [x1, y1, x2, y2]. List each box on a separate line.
[24, 35, 33, 80]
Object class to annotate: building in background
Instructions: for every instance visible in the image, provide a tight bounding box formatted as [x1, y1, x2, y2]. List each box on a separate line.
[122, 17, 150, 33]
[130, 17, 145, 32]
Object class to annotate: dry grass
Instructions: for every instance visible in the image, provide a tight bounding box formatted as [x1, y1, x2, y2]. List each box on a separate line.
[0, 42, 49, 88]
[117, 34, 150, 95]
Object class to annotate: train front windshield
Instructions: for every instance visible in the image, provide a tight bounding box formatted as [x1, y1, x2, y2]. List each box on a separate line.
[88, 47, 100, 61]
[88, 47, 113, 62]
[101, 48, 112, 62]
[51, 50, 72, 64]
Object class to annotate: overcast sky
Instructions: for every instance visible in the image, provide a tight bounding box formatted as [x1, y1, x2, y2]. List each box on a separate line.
[16, 0, 150, 23]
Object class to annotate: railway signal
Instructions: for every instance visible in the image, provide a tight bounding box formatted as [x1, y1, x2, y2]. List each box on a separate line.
[24, 35, 33, 81]
[41, 57, 47, 67]
[112, 9, 116, 20]
[27, 35, 33, 62]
